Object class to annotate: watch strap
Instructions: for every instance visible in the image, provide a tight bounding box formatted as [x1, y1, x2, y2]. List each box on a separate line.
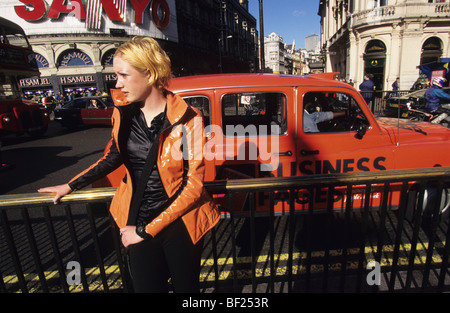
[136, 224, 151, 240]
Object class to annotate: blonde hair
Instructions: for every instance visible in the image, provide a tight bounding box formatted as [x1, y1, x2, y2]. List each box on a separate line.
[114, 36, 172, 90]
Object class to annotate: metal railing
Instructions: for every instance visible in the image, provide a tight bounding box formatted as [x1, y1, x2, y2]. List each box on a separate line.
[1, 167, 450, 293]
[360, 89, 413, 115]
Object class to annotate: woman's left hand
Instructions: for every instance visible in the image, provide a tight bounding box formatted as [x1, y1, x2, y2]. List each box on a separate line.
[120, 226, 144, 248]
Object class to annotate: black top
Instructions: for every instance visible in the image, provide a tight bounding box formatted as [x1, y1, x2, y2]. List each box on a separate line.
[127, 107, 169, 225]
[68, 100, 189, 227]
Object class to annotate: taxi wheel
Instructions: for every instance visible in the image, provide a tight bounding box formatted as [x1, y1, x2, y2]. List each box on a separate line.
[422, 185, 450, 222]
[406, 184, 450, 224]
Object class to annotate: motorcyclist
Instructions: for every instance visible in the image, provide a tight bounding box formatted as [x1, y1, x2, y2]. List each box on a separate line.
[425, 77, 450, 112]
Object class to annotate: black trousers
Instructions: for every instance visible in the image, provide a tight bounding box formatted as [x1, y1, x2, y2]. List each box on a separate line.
[126, 218, 203, 293]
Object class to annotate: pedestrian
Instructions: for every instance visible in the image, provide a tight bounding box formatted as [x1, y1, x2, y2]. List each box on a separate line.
[37, 36, 220, 293]
[411, 77, 422, 90]
[55, 91, 64, 108]
[392, 77, 399, 96]
[359, 74, 375, 106]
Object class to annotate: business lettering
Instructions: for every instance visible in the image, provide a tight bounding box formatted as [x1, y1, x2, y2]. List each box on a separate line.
[60, 52, 93, 66]
[104, 74, 117, 81]
[255, 160, 385, 207]
[60, 75, 95, 84]
[34, 53, 49, 67]
[14, 0, 170, 28]
[19, 77, 51, 87]
[299, 156, 386, 175]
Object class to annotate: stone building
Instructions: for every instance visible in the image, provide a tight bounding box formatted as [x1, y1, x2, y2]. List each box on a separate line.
[318, 0, 450, 90]
[0, 0, 257, 97]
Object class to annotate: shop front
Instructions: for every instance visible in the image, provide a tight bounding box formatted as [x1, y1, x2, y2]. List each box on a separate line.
[19, 76, 54, 103]
[59, 74, 98, 97]
[19, 72, 113, 104]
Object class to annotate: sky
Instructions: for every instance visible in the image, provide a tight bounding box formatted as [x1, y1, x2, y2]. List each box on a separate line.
[248, 0, 321, 49]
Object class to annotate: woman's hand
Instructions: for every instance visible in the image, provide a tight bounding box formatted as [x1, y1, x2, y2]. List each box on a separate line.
[38, 184, 72, 204]
[120, 226, 144, 248]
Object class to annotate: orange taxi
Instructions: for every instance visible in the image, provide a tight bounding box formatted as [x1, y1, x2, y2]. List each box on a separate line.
[96, 73, 450, 215]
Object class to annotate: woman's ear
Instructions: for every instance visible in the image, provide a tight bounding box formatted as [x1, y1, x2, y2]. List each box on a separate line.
[146, 70, 155, 86]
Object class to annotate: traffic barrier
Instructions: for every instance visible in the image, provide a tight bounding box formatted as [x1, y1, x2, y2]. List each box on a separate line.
[0, 167, 449, 293]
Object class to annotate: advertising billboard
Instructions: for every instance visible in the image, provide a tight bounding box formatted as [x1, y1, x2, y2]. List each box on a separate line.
[0, 0, 178, 42]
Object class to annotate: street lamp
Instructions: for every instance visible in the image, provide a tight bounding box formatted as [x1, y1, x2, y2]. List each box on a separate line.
[218, 35, 233, 73]
[259, 0, 265, 72]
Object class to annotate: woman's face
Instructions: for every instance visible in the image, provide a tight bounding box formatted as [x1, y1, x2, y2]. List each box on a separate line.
[113, 54, 151, 103]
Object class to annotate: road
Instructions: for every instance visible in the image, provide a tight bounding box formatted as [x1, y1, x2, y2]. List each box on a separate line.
[0, 120, 112, 195]
[0, 120, 448, 293]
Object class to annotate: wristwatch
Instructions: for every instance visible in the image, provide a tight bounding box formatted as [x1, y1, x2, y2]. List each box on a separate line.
[136, 224, 151, 240]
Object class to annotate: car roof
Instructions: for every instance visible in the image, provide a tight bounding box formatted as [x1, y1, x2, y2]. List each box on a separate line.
[74, 96, 111, 100]
[168, 73, 352, 93]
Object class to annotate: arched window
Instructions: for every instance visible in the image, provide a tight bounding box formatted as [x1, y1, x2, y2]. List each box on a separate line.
[101, 49, 116, 66]
[31, 53, 49, 68]
[364, 40, 386, 90]
[58, 49, 93, 67]
[421, 37, 442, 65]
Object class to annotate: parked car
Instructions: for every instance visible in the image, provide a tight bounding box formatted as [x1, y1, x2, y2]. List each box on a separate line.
[92, 73, 450, 218]
[384, 87, 450, 118]
[54, 96, 115, 128]
[0, 99, 49, 137]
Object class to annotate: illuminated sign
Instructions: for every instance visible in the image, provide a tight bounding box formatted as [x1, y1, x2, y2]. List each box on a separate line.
[0, 0, 178, 43]
[60, 75, 95, 84]
[14, 0, 170, 29]
[19, 77, 51, 87]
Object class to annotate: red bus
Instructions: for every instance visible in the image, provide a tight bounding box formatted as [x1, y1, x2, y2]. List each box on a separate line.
[0, 16, 49, 137]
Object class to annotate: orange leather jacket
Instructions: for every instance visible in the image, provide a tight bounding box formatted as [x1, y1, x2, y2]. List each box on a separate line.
[70, 89, 220, 244]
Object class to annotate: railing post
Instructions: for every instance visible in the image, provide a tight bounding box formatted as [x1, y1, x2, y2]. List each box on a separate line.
[0, 209, 28, 293]
[63, 205, 89, 292]
[20, 207, 49, 292]
[42, 205, 69, 293]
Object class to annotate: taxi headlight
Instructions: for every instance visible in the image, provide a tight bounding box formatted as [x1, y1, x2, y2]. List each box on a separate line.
[2, 116, 11, 123]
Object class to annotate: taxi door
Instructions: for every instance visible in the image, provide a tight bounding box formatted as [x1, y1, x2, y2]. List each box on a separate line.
[296, 87, 396, 210]
[212, 87, 297, 213]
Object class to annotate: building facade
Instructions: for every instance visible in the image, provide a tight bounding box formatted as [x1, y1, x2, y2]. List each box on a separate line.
[0, 0, 257, 98]
[262, 32, 306, 75]
[318, 0, 450, 90]
[264, 32, 285, 73]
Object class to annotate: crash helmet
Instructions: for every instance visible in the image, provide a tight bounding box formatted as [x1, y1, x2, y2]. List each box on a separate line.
[432, 77, 446, 88]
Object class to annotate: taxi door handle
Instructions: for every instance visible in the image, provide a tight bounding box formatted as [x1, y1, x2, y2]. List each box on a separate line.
[274, 150, 292, 157]
[301, 149, 319, 156]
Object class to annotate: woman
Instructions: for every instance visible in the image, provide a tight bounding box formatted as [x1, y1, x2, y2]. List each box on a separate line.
[38, 36, 220, 293]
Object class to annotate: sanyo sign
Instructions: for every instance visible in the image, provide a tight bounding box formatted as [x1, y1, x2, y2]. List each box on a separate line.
[15, 0, 170, 26]
[1, 0, 178, 41]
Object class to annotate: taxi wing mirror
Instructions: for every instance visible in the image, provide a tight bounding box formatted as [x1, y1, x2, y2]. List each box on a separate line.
[354, 123, 367, 140]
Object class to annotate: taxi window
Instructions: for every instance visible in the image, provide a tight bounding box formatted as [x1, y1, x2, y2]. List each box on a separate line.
[183, 95, 211, 126]
[221, 92, 287, 136]
[302, 91, 369, 134]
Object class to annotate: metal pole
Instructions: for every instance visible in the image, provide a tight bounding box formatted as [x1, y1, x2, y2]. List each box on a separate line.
[259, 0, 265, 72]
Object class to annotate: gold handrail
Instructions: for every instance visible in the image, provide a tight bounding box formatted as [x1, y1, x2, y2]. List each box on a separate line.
[0, 187, 116, 208]
[1, 167, 450, 208]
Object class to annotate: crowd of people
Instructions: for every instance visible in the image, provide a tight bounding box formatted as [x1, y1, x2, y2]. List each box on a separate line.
[21, 89, 109, 111]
